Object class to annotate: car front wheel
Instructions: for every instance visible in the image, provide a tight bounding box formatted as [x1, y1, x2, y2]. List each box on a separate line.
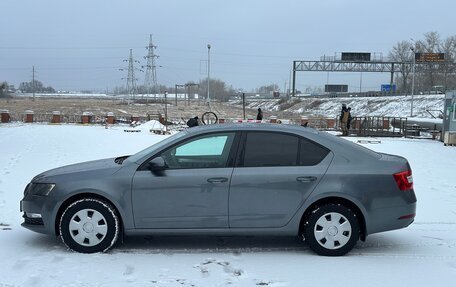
[304, 204, 359, 256]
[59, 198, 120, 253]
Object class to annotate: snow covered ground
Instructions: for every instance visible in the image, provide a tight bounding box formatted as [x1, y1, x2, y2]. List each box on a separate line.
[245, 94, 445, 118]
[1, 124, 456, 287]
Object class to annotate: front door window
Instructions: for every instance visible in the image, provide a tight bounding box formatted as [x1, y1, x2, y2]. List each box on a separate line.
[161, 133, 235, 169]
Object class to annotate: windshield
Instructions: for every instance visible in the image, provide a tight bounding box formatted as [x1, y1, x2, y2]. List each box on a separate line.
[125, 130, 188, 164]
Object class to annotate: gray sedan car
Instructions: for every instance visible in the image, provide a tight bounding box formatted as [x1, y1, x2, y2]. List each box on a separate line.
[20, 123, 416, 256]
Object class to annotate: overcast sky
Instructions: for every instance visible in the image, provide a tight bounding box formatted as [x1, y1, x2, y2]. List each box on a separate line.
[1, 0, 455, 93]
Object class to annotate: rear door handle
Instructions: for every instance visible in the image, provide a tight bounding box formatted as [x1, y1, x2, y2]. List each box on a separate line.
[296, 176, 317, 183]
[207, 177, 228, 183]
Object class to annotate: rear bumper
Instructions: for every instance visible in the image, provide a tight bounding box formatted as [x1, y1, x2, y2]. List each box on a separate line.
[366, 201, 417, 235]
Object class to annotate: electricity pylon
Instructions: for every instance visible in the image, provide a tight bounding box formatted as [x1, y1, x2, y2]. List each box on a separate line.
[120, 49, 142, 104]
[143, 34, 159, 99]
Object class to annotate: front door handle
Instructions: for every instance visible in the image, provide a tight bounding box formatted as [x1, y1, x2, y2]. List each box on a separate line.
[207, 177, 228, 183]
[296, 176, 317, 183]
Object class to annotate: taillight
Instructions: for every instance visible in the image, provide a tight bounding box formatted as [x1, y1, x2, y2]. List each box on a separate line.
[393, 170, 413, 191]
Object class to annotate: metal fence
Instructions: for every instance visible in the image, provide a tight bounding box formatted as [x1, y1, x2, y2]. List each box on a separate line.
[289, 116, 406, 137]
[2, 113, 158, 124]
[346, 117, 406, 137]
[2, 112, 414, 139]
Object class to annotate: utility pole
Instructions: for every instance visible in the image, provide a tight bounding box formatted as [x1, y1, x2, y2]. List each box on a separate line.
[175, 84, 185, 106]
[390, 63, 395, 97]
[410, 40, 416, 117]
[242, 93, 246, 120]
[288, 69, 292, 98]
[292, 61, 296, 97]
[359, 72, 363, 93]
[143, 35, 159, 100]
[164, 91, 168, 132]
[32, 66, 35, 101]
[120, 49, 142, 105]
[175, 84, 178, 106]
[186, 83, 199, 107]
[207, 44, 211, 109]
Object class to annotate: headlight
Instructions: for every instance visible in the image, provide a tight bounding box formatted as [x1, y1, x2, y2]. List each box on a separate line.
[29, 183, 56, 196]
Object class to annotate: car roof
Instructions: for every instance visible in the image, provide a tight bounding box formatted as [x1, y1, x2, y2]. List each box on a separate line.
[186, 123, 320, 135]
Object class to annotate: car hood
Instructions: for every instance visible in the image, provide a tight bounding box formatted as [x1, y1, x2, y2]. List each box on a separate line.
[32, 157, 122, 182]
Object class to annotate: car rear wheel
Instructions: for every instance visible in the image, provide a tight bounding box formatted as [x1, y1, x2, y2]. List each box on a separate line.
[304, 204, 359, 256]
[59, 198, 120, 253]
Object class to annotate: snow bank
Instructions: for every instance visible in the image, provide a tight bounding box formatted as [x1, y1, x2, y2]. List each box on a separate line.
[245, 94, 445, 118]
[124, 120, 166, 133]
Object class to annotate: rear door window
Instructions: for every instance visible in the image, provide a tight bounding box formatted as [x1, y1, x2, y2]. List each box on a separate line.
[242, 132, 299, 167]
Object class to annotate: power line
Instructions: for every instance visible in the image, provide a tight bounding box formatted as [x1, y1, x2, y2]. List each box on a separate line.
[0, 45, 317, 60]
[0, 66, 122, 71]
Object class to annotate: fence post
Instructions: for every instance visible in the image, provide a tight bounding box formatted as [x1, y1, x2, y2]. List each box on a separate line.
[106, 112, 115, 124]
[82, 112, 92, 124]
[1, 110, 10, 123]
[51, 111, 61, 124]
[24, 110, 34, 123]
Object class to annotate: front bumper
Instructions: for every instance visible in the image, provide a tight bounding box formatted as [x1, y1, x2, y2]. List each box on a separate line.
[20, 195, 56, 235]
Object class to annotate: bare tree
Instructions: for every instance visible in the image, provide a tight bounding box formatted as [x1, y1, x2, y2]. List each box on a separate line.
[440, 35, 456, 89]
[390, 32, 456, 93]
[18, 80, 55, 93]
[418, 32, 441, 53]
[198, 78, 235, 102]
[389, 41, 413, 93]
[0, 82, 8, 97]
[257, 84, 280, 94]
[417, 32, 442, 88]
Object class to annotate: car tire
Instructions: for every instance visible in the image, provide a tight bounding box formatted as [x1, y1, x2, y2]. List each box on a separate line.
[59, 198, 120, 253]
[304, 204, 359, 256]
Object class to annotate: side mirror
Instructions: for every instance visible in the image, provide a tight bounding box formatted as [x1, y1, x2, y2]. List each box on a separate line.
[148, 156, 167, 171]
